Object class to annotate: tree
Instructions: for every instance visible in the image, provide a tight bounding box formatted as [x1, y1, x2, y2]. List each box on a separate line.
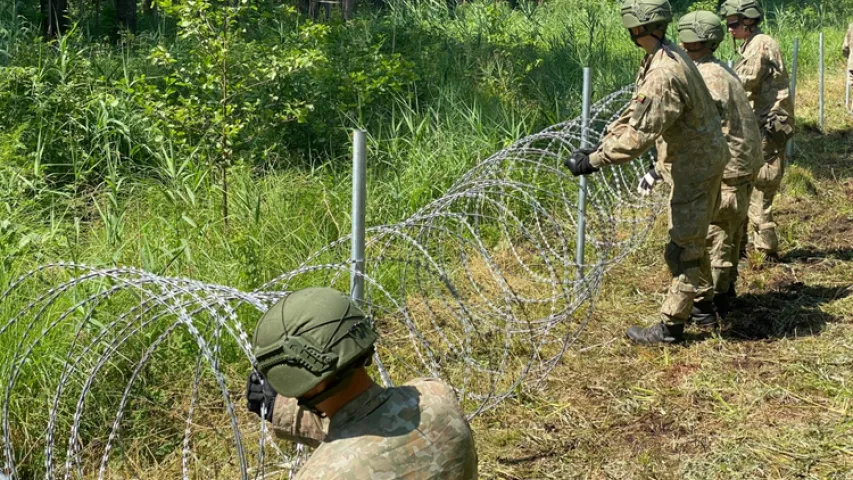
[41, 0, 69, 38]
[116, 0, 138, 32]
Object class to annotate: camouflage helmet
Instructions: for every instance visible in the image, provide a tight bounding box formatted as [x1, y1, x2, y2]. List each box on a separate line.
[621, 0, 673, 29]
[252, 287, 378, 398]
[678, 11, 725, 50]
[720, 0, 763, 21]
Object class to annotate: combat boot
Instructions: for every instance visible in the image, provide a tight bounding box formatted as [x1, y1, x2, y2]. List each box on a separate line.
[626, 322, 684, 345]
[713, 293, 730, 318]
[690, 300, 719, 329]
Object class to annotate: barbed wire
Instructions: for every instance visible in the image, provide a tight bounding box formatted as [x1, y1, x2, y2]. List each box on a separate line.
[0, 85, 665, 479]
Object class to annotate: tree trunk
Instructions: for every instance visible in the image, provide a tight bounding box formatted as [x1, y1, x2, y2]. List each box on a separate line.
[40, 0, 69, 39]
[115, 0, 138, 33]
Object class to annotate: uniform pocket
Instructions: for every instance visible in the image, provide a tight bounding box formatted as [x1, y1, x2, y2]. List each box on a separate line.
[629, 94, 652, 127]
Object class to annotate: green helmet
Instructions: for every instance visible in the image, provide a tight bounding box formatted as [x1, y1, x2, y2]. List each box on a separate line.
[252, 287, 378, 398]
[720, 0, 763, 21]
[621, 0, 673, 29]
[678, 11, 724, 50]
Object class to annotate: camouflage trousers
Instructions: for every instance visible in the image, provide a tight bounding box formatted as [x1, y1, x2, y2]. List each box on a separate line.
[661, 174, 722, 322]
[706, 176, 753, 296]
[748, 141, 786, 254]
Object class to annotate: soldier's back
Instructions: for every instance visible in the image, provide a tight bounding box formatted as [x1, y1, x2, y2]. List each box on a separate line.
[295, 378, 477, 480]
[645, 43, 728, 187]
[695, 57, 763, 179]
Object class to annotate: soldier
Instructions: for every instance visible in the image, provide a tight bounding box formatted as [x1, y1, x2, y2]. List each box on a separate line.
[844, 21, 853, 108]
[722, 0, 794, 260]
[677, 11, 763, 318]
[565, 0, 728, 344]
[245, 287, 478, 480]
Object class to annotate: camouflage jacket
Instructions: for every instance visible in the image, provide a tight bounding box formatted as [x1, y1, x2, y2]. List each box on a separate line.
[694, 54, 762, 180]
[287, 378, 478, 480]
[589, 40, 728, 189]
[735, 30, 793, 124]
[271, 396, 328, 448]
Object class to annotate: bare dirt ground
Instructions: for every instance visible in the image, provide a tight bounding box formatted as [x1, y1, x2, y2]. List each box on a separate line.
[470, 74, 853, 479]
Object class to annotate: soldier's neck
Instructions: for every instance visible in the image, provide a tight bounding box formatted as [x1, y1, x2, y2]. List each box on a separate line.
[638, 35, 663, 55]
[316, 368, 378, 419]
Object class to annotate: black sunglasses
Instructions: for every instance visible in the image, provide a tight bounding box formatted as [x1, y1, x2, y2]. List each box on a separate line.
[726, 21, 741, 29]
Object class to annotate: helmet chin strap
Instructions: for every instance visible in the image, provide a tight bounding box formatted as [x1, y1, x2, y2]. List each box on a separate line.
[630, 26, 665, 47]
[683, 42, 707, 53]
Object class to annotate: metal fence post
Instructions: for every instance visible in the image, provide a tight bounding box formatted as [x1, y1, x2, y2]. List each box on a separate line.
[787, 38, 799, 159]
[576, 68, 592, 279]
[819, 32, 825, 133]
[351, 130, 367, 303]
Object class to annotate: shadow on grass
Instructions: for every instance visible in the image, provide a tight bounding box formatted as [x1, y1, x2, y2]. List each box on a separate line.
[782, 246, 853, 263]
[790, 125, 853, 180]
[723, 281, 852, 340]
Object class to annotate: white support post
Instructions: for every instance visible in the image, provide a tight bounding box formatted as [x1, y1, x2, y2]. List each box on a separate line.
[787, 38, 799, 159]
[351, 130, 367, 303]
[576, 68, 591, 280]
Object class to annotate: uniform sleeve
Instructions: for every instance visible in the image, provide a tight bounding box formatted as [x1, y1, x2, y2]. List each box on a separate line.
[737, 47, 766, 95]
[270, 396, 328, 448]
[846, 26, 853, 58]
[590, 69, 683, 168]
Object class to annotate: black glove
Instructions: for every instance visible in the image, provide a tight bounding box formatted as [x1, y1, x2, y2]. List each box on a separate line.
[247, 371, 277, 422]
[563, 144, 601, 177]
[637, 167, 662, 196]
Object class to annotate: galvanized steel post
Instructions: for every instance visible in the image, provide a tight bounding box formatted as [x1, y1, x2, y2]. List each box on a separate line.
[819, 32, 825, 133]
[576, 68, 592, 279]
[787, 38, 799, 159]
[351, 130, 367, 303]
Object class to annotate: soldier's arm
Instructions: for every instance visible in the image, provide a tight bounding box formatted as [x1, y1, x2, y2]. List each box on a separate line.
[736, 48, 765, 95]
[270, 396, 328, 448]
[845, 27, 852, 58]
[590, 70, 683, 168]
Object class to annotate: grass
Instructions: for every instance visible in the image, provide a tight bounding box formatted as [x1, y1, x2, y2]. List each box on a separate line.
[468, 72, 853, 479]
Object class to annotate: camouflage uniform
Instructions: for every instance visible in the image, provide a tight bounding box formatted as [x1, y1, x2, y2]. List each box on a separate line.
[271, 396, 328, 448]
[735, 29, 794, 254]
[590, 40, 728, 323]
[693, 54, 763, 298]
[277, 378, 478, 480]
[844, 23, 853, 93]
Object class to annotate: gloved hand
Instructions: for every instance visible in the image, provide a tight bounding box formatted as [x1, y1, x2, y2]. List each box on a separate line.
[637, 167, 662, 196]
[563, 144, 601, 177]
[247, 371, 277, 422]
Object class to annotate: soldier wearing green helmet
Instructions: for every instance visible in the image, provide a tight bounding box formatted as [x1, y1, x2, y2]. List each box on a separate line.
[722, 0, 794, 260]
[564, 0, 728, 344]
[245, 287, 478, 479]
[678, 11, 763, 320]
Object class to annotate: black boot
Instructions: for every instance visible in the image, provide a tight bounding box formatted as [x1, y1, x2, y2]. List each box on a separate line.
[627, 322, 684, 345]
[713, 293, 730, 318]
[690, 300, 719, 328]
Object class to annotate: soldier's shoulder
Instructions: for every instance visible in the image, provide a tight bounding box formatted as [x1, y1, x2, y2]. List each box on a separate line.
[753, 33, 782, 53]
[404, 377, 459, 404]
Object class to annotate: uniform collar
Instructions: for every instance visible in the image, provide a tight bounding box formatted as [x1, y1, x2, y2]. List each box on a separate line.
[741, 28, 762, 52]
[327, 383, 388, 434]
[694, 52, 716, 64]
